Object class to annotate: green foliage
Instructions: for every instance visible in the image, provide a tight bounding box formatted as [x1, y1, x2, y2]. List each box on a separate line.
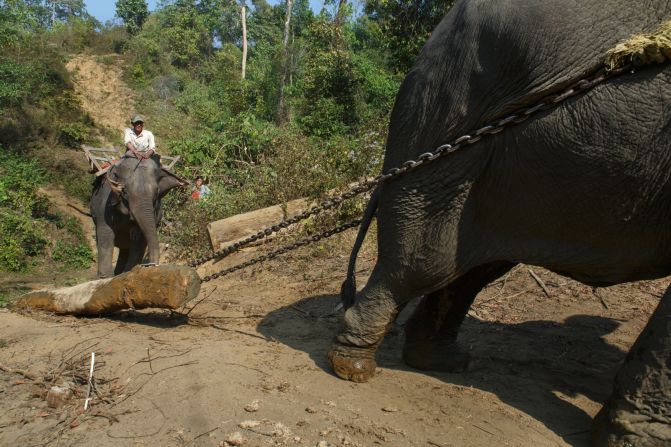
[0, 57, 35, 110]
[0, 151, 47, 271]
[116, 0, 149, 35]
[157, 1, 213, 68]
[52, 238, 93, 269]
[0, 210, 48, 271]
[59, 121, 92, 148]
[0, 150, 92, 272]
[0, 0, 42, 47]
[365, 0, 456, 73]
[2, 0, 422, 266]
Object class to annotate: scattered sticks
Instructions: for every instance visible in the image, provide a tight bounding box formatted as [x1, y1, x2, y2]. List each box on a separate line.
[0, 363, 38, 381]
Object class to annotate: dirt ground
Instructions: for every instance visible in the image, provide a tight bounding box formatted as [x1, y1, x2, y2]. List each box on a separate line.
[1, 53, 667, 447]
[0, 235, 666, 447]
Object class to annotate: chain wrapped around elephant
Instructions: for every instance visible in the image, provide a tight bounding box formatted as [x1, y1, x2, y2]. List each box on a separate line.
[11, 16, 671, 447]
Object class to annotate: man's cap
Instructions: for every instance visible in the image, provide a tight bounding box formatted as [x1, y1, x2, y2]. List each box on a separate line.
[130, 114, 144, 124]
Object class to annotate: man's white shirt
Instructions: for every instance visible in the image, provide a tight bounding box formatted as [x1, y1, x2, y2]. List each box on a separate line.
[124, 128, 156, 152]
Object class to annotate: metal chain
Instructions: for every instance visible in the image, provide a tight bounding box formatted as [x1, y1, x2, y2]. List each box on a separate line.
[188, 180, 376, 267]
[200, 219, 362, 282]
[189, 63, 633, 271]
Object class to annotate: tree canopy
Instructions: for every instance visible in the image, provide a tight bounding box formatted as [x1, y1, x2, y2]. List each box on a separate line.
[0, 0, 457, 263]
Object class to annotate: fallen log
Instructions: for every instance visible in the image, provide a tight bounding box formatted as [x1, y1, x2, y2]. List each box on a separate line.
[207, 197, 309, 251]
[10, 265, 201, 315]
[207, 180, 374, 251]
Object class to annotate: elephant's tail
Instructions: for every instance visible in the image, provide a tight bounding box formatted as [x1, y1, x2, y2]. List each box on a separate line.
[340, 187, 380, 309]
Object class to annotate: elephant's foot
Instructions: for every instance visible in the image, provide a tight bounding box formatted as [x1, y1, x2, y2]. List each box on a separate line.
[403, 338, 471, 373]
[327, 343, 377, 383]
[592, 402, 671, 447]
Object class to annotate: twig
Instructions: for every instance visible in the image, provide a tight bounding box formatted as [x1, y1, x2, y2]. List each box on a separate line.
[0, 363, 38, 381]
[478, 289, 531, 305]
[199, 323, 269, 341]
[182, 286, 218, 316]
[428, 441, 447, 447]
[221, 362, 268, 377]
[88, 411, 121, 424]
[84, 352, 96, 411]
[472, 423, 496, 436]
[146, 348, 154, 374]
[528, 268, 551, 297]
[113, 361, 198, 406]
[593, 288, 609, 309]
[107, 399, 166, 438]
[191, 425, 221, 443]
[125, 348, 193, 374]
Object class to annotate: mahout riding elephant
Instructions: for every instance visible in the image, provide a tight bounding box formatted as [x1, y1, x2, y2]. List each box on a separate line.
[90, 156, 184, 278]
[327, 0, 671, 445]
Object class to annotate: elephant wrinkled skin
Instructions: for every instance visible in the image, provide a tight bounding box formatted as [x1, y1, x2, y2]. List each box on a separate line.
[327, 1, 671, 446]
[90, 156, 183, 278]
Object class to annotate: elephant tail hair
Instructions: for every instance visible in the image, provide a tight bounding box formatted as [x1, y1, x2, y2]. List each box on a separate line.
[340, 187, 380, 309]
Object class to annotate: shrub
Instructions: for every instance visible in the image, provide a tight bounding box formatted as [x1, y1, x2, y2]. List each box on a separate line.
[59, 121, 92, 148]
[52, 239, 93, 269]
[0, 210, 48, 271]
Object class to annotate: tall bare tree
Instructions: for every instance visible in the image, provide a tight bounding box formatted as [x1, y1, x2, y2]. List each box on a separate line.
[276, 0, 293, 123]
[241, 4, 247, 79]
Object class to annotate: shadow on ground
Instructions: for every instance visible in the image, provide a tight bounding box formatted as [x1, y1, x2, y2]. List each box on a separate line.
[258, 293, 626, 447]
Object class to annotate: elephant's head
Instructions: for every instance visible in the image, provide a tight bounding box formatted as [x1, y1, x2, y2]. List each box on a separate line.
[108, 157, 186, 264]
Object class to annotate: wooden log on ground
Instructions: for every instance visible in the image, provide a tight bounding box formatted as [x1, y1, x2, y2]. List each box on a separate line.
[10, 265, 201, 315]
[207, 197, 309, 251]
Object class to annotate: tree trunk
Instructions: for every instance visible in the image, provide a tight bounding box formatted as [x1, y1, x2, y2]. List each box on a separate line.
[336, 0, 347, 25]
[276, 0, 293, 123]
[241, 5, 247, 80]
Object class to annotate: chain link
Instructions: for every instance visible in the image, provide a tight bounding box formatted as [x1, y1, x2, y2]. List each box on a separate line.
[200, 219, 362, 282]
[189, 63, 633, 279]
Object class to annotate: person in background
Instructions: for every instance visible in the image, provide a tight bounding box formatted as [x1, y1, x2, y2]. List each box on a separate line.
[191, 176, 210, 200]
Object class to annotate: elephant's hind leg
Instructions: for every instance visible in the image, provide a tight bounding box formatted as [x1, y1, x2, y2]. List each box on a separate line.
[592, 285, 671, 447]
[328, 267, 406, 383]
[403, 261, 515, 372]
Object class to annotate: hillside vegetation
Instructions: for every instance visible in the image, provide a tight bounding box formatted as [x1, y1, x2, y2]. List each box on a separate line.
[0, 0, 455, 273]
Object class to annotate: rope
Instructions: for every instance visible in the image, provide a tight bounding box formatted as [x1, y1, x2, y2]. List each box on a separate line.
[606, 19, 671, 69]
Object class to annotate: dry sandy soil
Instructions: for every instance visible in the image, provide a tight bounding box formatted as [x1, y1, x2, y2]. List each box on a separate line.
[65, 54, 135, 145]
[0, 237, 667, 447]
[1, 54, 668, 447]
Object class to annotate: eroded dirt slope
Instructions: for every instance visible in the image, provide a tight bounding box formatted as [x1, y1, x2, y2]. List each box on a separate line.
[66, 54, 135, 144]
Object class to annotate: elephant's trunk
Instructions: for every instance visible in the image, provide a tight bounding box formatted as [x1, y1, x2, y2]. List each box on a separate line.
[132, 198, 160, 265]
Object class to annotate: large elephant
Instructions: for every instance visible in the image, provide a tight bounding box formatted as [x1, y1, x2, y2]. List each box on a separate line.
[327, 1, 671, 446]
[90, 156, 185, 278]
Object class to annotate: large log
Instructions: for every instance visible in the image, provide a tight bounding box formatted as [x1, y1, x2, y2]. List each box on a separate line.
[10, 265, 201, 315]
[207, 198, 309, 251]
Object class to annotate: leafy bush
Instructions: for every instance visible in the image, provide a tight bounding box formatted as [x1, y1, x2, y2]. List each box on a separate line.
[0, 150, 93, 272]
[59, 121, 92, 148]
[0, 210, 48, 271]
[52, 239, 93, 269]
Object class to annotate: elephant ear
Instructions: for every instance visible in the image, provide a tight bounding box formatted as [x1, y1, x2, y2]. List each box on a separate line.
[158, 168, 188, 198]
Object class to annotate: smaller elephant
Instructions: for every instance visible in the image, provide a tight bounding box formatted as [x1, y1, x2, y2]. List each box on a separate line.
[90, 156, 185, 278]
